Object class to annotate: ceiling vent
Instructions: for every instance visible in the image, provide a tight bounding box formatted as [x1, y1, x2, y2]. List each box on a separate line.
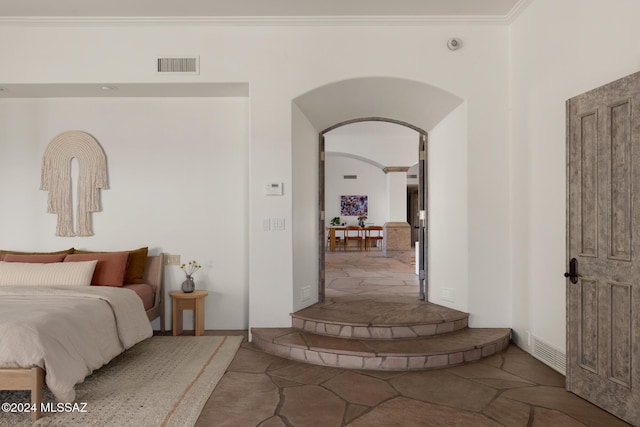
[343, 175, 357, 180]
[157, 56, 199, 74]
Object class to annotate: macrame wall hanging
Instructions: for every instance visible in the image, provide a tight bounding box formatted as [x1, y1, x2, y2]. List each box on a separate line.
[40, 131, 108, 237]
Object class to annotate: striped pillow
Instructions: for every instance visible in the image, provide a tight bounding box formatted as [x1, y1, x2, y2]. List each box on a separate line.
[0, 260, 98, 286]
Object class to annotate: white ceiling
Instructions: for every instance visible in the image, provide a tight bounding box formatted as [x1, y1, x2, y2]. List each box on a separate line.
[0, 0, 524, 18]
[294, 77, 463, 133]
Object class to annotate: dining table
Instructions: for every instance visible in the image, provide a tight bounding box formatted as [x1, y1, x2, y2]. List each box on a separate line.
[327, 226, 380, 252]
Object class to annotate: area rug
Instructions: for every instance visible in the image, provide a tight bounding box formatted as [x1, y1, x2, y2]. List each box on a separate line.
[0, 335, 243, 426]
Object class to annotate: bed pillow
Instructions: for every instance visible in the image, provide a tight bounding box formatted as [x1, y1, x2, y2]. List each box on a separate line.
[64, 252, 129, 287]
[0, 260, 98, 286]
[3, 253, 67, 263]
[0, 248, 74, 261]
[74, 247, 148, 284]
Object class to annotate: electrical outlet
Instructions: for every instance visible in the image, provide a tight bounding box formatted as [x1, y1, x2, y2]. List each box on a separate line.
[440, 287, 455, 302]
[166, 254, 181, 265]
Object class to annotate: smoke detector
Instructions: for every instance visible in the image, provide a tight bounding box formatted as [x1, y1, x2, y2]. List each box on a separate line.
[447, 38, 462, 51]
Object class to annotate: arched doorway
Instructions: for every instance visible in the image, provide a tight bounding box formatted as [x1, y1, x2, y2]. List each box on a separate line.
[292, 76, 465, 314]
[318, 117, 428, 302]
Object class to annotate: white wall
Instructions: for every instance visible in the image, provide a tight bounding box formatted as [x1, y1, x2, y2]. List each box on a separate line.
[0, 97, 250, 331]
[292, 103, 320, 311]
[325, 155, 388, 227]
[0, 22, 511, 331]
[509, 0, 640, 353]
[428, 103, 469, 313]
[387, 172, 408, 222]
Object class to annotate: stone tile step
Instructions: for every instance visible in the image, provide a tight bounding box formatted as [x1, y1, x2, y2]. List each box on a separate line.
[291, 315, 468, 339]
[292, 297, 469, 339]
[251, 327, 511, 371]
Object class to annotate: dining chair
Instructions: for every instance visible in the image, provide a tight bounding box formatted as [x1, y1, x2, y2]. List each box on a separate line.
[326, 233, 342, 251]
[344, 226, 365, 251]
[365, 226, 384, 251]
[326, 227, 346, 252]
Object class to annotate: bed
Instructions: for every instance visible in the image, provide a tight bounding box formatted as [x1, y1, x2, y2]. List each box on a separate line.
[0, 251, 165, 421]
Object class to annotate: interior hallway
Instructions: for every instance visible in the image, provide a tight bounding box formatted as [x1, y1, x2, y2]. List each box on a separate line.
[196, 251, 629, 426]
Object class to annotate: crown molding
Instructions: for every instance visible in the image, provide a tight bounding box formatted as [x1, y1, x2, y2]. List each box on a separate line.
[0, 0, 536, 26]
[0, 14, 517, 26]
[505, 0, 534, 24]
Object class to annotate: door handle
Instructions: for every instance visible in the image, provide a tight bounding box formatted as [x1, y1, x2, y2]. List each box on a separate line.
[564, 258, 579, 284]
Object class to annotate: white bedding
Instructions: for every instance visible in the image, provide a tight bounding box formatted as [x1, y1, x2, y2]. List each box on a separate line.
[0, 285, 153, 402]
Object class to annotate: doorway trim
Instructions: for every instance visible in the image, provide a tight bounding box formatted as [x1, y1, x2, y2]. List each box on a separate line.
[318, 117, 428, 302]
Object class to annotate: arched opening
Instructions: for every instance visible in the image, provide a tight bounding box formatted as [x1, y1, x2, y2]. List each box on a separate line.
[319, 118, 428, 302]
[291, 76, 466, 314]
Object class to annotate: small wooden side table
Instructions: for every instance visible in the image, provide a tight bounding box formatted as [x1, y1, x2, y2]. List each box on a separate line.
[169, 290, 208, 336]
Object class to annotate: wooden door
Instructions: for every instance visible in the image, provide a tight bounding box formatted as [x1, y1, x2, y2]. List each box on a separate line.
[418, 133, 427, 301]
[407, 188, 419, 244]
[566, 71, 640, 425]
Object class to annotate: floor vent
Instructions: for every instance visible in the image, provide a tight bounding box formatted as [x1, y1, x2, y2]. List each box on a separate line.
[343, 175, 357, 180]
[533, 336, 566, 374]
[157, 56, 199, 74]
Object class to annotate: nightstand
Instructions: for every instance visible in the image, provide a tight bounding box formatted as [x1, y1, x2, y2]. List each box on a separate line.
[169, 290, 208, 336]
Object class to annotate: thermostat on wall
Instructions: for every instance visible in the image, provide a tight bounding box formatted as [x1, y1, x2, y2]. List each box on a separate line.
[265, 182, 284, 196]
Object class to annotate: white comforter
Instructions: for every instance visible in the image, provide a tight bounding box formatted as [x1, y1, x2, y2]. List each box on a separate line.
[0, 285, 153, 402]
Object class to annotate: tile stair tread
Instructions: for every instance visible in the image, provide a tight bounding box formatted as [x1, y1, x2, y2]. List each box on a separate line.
[252, 327, 510, 357]
[291, 313, 468, 327]
[292, 306, 468, 327]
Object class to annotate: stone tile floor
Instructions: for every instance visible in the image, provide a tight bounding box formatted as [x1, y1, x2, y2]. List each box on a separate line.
[324, 249, 420, 298]
[196, 343, 630, 426]
[195, 251, 630, 426]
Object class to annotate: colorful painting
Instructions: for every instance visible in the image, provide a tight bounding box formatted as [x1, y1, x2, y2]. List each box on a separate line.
[340, 195, 368, 216]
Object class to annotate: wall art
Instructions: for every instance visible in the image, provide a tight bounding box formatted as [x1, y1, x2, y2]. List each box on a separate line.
[41, 130, 108, 236]
[340, 195, 368, 217]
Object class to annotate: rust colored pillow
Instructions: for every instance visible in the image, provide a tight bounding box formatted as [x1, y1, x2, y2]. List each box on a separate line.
[0, 248, 74, 261]
[64, 252, 129, 287]
[74, 247, 148, 284]
[3, 253, 67, 263]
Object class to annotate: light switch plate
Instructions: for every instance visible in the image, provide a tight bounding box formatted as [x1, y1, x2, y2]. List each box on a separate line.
[166, 254, 181, 265]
